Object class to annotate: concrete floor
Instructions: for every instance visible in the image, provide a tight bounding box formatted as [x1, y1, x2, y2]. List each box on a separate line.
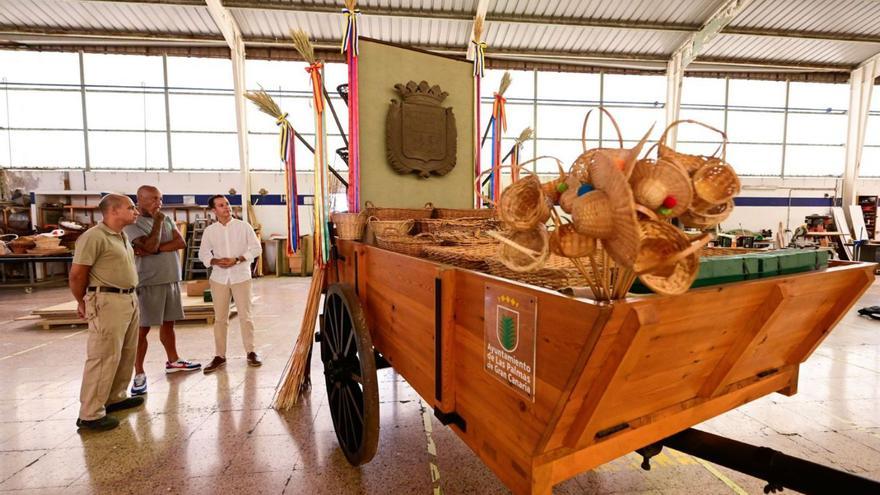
[0, 276, 878, 494]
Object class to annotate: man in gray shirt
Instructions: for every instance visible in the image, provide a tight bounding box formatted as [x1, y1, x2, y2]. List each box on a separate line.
[125, 185, 201, 396]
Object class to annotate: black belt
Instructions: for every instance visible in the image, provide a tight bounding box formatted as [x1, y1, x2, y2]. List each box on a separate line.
[87, 286, 135, 294]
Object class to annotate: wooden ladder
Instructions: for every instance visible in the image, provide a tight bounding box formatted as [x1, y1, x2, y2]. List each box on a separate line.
[183, 218, 210, 280]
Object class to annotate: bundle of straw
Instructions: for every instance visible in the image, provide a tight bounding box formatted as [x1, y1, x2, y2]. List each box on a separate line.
[291, 29, 317, 65]
[245, 89, 283, 120]
[273, 264, 325, 409]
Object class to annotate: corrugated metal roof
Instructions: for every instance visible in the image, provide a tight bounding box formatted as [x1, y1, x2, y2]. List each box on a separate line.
[0, 0, 217, 36]
[728, 0, 880, 38]
[489, 0, 716, 25]
[1, 0, 880, 73]
[702, 33, 880, 67]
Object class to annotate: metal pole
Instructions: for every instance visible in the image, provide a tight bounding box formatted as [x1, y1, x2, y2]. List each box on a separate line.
[661, 428, 880, 495]
[321, 85, 348, 148]
[163, 54, 173, 171]
[781, 79, 790, 177]
[78, 51, 91, 171]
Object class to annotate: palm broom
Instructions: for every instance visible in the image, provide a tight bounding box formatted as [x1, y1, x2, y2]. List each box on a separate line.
[270, 30, 330, 410]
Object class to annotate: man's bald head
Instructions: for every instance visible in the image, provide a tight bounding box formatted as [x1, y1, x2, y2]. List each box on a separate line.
[99, 193, 132, 215]
[137, 185, 160, 200]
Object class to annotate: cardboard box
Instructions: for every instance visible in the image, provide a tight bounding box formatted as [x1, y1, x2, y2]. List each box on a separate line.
[186, 279, 210, 297]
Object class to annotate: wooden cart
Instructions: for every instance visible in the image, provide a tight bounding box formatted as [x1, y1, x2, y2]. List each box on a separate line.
[318, 239, 874, 494]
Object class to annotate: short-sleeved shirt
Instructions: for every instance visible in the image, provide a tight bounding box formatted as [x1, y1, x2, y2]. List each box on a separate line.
[73, 222, 138, 289]
[123, 215, 182, 287]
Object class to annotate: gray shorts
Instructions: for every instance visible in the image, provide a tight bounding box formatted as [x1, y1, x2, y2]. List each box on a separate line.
[136, 282, 184, 327]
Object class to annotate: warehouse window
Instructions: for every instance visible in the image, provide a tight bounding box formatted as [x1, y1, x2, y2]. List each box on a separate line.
[0, 51, 84, 169]
[785, 82, 848, 177]
[83, 53, 168, 170]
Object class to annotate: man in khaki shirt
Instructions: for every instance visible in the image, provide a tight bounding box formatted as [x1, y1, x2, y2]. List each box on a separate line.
[70, 193, 144, 431]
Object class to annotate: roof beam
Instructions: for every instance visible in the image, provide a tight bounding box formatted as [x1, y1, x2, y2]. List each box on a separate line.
[673, 0, 755, 68]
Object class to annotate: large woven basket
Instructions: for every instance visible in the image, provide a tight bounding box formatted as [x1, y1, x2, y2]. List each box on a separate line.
[375, 233, 437, 258]
[363, 201, 434, 220]
[331, 212, 366, 241]
[432, 207, 496, 219]
[485, 255, 590, 291]
[422, 243, 498, 271]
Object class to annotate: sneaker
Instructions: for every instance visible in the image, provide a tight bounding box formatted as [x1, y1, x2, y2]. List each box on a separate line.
[130, 373, 147, 396]
[165, 359, 202, 374]
[247, 352, 263, 367]
[105, 396, 145, 413]
[203, 356, 227, 374]
[76, 415, 119, 431]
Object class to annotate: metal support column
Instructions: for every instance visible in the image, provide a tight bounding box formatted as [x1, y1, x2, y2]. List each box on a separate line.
[664, 52, 683, 147]
[205, 0, 251, 223]
[842, 55, 880, 206]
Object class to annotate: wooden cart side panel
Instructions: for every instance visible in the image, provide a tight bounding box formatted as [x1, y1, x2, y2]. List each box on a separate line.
[360, 246, 439, 402]
[542, 367, 797, 486]
[447, 270, 614, 491]
[565, 264, 874, 450]
[729, 265, 873, 384]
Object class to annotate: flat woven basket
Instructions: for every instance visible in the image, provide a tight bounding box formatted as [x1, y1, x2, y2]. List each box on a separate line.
[415, 217, 500, 236]
[363, 201, 434, 220]
[701, 247, 763, 257]
[485, 255, 590, 291]
[432, 208, 496, 219]
[422, 243, 498, 271]
[375, 233, 437, 258]
[331, 212, 366, 241]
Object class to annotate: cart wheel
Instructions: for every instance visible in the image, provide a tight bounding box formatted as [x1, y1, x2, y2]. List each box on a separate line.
[320, 283, 379, 465]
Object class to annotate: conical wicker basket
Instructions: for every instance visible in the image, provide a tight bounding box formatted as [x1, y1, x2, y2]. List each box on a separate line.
[635, 221, 705, 296]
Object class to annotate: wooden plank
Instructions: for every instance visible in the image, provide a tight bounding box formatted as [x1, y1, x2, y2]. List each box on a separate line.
[533, 305, 612, 455]
[437, 267, 457, 412]
[698, 283, 789, 398]
[541, 369, 795, 485]
[563, 308, 647, 448]
[787, 265, 873, 363]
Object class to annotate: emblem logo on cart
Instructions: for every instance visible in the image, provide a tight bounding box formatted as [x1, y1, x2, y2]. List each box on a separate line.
[484, 284, 537, 401]
[386, 80, 458, 178]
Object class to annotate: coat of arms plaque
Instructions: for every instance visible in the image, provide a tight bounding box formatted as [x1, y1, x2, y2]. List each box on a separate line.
[386, 80, 457, 178]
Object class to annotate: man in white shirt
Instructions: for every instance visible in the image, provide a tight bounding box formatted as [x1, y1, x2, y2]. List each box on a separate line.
[198, 195, 263, 373]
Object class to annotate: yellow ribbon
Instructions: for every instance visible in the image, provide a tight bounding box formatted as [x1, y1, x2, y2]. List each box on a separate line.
[472, 40, 487, 77]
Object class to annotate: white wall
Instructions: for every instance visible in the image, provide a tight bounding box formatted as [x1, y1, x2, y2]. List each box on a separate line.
[10, 169, 880, 239]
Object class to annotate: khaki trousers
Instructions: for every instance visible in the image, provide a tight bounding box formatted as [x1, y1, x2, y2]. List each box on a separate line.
[210, 279, 255, 357]
[79, 291, 139, 420]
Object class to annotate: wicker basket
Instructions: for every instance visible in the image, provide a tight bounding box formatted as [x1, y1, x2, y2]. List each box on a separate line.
[363, 201, 434, 220]
[680, 200, 735, 229]
[368, 218, 413, 236]
[692, 159, 741, 205]
[657, 120, 727, 176]
[486, 255, 590, 291]
[331, 212, 366, 241]
[422, 243, 498, 271]
[375, 233, 437, 257]
[432, 208, 496, 219]
[701, 247, 764, 257]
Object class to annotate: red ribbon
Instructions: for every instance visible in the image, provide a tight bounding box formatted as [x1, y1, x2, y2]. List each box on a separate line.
[306, 62, 324, 114]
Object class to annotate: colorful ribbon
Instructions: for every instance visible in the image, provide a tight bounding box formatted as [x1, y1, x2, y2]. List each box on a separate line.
[472, 40, 487, 78]
[342, 6, 360, 212]
[341, 8, 360, 56]
[492, 93, 507, 133]
[306, 62, 325, 114]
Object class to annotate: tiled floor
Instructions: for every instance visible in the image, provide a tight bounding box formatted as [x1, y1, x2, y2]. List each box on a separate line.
[0, 277, 878, 494]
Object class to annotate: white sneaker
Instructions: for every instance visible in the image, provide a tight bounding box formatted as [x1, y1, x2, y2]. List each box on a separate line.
[130, 373, 147, 396]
